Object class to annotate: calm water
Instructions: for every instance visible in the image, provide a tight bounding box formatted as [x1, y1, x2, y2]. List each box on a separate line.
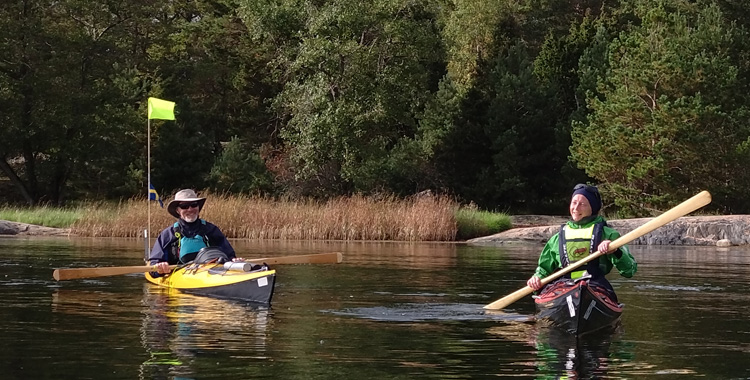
[1, 236, 750, 379]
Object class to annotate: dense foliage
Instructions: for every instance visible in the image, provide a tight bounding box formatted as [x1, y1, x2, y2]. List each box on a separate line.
[1, 0, 749, 216]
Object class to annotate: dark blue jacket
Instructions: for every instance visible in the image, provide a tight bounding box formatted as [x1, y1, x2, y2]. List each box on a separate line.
[148, 219, 236, 266]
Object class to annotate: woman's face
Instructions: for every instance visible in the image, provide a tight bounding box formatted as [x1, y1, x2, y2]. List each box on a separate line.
[569, 194, 592, 222]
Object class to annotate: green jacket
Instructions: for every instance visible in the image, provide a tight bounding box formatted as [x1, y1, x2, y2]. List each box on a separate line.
[532, 215, 637, 279]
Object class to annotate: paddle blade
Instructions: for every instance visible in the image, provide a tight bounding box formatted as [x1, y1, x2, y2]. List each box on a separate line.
[248, 252, 343, 265]
[53, 265, 159, 281]
[483, 190, 712, 310]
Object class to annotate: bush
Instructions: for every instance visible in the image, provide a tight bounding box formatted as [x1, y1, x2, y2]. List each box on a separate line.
[455, 207, 512, 240]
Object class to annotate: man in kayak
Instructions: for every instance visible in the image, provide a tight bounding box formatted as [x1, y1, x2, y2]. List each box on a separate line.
[526, 184, 637, 301]
[148, 189, 238, 275]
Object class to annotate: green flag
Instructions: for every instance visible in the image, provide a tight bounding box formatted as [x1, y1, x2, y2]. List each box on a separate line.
[147, 97, 175, 120]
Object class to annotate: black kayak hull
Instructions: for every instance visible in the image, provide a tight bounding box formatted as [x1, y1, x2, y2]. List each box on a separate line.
[535, 280, 623, 336]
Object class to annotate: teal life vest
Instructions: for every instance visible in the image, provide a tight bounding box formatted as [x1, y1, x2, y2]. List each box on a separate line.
[558, 221, 605, 280]
[172, 219, 209, 263]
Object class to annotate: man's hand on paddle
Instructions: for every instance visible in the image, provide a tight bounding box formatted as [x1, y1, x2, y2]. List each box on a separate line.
[154, 262, 171, 274]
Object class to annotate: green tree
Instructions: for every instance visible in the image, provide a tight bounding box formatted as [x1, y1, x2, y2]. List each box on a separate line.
[208, 136, 273, 194]
[419, 0, 608, 212]
[572, 1, 750, 215]
[0, 0, 147, 204]
[145, 0, 278, 194]
[240, 0, 445, 197]
[423, 41, 573, 212]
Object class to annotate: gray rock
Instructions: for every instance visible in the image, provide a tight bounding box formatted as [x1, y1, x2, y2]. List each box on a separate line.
[716, 239, 732, 247]
[468, 215, 750, 246]
[0, 220, 70, 236]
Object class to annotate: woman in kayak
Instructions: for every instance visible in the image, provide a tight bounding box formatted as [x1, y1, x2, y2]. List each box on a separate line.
[526, 184, 637, 301]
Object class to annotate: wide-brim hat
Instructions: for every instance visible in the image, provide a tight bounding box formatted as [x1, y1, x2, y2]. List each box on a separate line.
[167, 189, 207, 218]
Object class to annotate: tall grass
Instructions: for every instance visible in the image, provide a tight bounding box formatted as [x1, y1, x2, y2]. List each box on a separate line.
[454, 207, 512, 240]
[0, 205, 82, 228]
[71, 193, 470, 241]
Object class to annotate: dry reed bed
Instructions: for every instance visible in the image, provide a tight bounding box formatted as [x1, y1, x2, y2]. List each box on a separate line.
[71, 194, 459, 241]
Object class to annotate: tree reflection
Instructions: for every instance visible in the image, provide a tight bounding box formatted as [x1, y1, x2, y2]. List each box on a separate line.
[488, 321, 634, 379]
[138, 285, 272, 380]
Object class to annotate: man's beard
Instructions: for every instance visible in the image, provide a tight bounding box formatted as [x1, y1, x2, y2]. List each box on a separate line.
[182, 214, 198, 223]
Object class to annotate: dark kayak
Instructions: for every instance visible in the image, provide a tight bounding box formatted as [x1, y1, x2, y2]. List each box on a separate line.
[534, 279, 623, 336]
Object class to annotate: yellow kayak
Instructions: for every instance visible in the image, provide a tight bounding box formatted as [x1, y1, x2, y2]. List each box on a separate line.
[145, 262, 276, 305]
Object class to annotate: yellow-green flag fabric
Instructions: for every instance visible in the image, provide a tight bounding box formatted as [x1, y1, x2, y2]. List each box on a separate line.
[147, 97, 175, 120]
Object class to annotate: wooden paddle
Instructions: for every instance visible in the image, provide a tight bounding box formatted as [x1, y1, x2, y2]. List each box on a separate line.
[52, 251, 344, 281]
[483, 190, 712, 311]
[253, 251, 343, 265]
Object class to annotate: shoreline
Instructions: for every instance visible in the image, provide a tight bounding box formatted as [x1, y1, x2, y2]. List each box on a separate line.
[4, 215, 750, 246]
[0, 220, 71, 236]
[468, 215, 750, 247]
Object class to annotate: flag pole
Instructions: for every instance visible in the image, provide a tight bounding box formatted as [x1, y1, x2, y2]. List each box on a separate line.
[146, 117, 151, 262]
[144, 97, 174, 263]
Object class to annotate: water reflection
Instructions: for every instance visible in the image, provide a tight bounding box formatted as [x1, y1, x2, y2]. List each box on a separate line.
[137, 285, 272, 379]
[488, 322, 634, 379]
[233, 239, 470, 269]
[10, 238, 750, 379]
[51, 289, 137, 319]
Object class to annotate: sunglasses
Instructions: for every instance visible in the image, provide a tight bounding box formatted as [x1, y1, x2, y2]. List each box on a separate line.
[177, 202, 200, 210]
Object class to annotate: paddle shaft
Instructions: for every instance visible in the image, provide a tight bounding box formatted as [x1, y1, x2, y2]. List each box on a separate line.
[250, 252, 343, 265]
[483, 190, 712, 310]
[52, 251, 344, 281]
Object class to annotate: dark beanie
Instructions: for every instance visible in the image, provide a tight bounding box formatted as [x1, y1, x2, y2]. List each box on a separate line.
[572, 184, 601, 215]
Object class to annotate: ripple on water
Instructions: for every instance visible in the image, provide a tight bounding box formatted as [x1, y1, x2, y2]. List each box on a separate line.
[324, 303, 533, 323]
[634, 284, 723, 292]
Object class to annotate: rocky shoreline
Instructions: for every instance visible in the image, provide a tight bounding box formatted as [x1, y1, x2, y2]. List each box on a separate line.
[0, 220, 71, 236]
[468, 215, 750, 247]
